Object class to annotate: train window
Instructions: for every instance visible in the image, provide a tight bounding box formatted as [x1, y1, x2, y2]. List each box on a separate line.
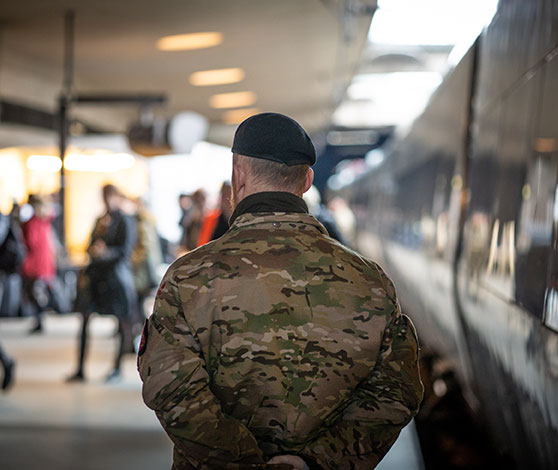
[515, 55, 558, 322]
[515, 154, 556, 316]
[463, 64, 548, 314]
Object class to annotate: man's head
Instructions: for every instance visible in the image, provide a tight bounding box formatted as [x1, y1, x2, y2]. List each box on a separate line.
[191, 189, 206, 209]
[102, 184, 121, 212]
[28, 194, 48, 218]
[230, 113, 315, 209]
[178, 193, 192, 212]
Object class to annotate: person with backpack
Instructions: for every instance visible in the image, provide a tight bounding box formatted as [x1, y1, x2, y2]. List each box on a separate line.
[0, 210, 23, 390]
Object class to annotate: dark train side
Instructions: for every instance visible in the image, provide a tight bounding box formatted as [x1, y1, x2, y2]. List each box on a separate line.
[338, 1, 558, 468]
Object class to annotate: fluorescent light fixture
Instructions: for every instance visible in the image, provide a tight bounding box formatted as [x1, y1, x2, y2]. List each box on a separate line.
[190, 68, 245, 86]
[64, 153, 135, 173]
[222, 107, 260, 125]
[27, 155, 62, 173]
[209, 91, 257, 109]
[157, 32, 223, 51]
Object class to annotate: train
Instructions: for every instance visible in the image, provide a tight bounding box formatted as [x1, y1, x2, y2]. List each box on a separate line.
[336, 2, 558, 468]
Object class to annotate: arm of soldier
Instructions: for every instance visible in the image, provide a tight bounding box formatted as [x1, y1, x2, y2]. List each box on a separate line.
[138, 276, 265, 466]
[300, 307, 423, 469]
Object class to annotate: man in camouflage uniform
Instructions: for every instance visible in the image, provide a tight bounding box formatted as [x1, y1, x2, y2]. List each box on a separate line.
[138, 113, 423, 470]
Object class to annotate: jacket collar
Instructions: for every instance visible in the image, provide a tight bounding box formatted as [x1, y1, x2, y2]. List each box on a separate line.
[229, 211, 329, 235]
[229, 191, 308, 225]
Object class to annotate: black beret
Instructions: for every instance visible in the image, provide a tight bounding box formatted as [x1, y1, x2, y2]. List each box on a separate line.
[232, 112, 316, 166]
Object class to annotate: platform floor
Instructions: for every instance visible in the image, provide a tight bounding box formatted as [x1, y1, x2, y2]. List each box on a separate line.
[0, 314, 423, 470]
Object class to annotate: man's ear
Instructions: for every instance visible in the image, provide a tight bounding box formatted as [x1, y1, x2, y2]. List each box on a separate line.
[232, 156, 247, 200]
[302, 167, 314, 194]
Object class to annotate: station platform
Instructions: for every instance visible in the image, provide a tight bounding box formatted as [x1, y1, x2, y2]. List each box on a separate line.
[0, 314, 423, 470]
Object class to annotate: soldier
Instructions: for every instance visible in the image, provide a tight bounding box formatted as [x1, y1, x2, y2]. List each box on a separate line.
[138, 113, 423, 470]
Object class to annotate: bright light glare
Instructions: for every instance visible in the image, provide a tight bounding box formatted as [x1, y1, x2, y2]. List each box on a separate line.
[328, 170, 355, 192]
[365, 149, 385, 168]
[64, 153, 135, 172]
[209, 91, 257, 109]
[189, 68, 245, 86]
[157, 32, 223, 51]
[347, 72, 442, 101]
[370, 0, 498, 46]
[27, 155, 62, 173]
[222, 107, 260, 125]
[334, 71, 442, 127]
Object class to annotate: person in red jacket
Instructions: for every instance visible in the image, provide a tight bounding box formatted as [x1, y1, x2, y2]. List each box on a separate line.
[197, 182, 232, 246]
[21, 194, 56, 333]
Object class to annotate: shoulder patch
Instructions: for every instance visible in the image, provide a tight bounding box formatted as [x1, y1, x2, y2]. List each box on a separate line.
[156, 281, 166, 298]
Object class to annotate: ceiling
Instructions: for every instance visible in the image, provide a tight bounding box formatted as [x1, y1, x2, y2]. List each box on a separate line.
[0, 0, 375, 147]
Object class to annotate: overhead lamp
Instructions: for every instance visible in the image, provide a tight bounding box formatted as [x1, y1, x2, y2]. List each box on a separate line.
[189, 68, 245, 86]
[156, 32, 223, 51]
[222, 108, 260, 125]
[27, 155, 62, 173]
[64, 153, 135, 173]
[209, 91, 257, 109]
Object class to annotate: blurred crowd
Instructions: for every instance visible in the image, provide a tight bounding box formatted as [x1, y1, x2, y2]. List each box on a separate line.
[0, 181, 355, 390]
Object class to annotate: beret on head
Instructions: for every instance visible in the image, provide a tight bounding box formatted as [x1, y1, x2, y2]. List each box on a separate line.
[232, 112, 316, 166]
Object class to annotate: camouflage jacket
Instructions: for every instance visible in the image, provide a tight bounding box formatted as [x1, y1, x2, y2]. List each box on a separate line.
[138, 210, 423, 470]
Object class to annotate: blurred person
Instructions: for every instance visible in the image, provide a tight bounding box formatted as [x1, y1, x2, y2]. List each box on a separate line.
[183, 189, 206, 251]
[197, 182, 232, 245]
[0, 211, 21, 390]
[67, 184, 137, 382]
[0, 204, 26, 318]
[0, 342, 14, 391]
[20, 194, 56, 333]
[131, 197, 163, 320]
[48, 191, 64, 246]
[210, 182, 233, 241]
[178, 193, 192, 250]
[138, 113, 423, 470]
[303, 185, 345, 244]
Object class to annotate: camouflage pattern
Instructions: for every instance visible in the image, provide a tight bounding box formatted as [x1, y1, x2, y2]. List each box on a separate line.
[138, 212, 423, 470]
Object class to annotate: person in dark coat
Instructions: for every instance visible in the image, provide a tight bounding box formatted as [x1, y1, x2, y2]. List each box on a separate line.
[178, 193, 192, 250]
[0, 212, 20, 390]
[67, 184, 137, 382]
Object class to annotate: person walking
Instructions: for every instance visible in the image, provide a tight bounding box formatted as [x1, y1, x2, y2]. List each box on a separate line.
[138, 113, 423, 469]
[0, 211, 22, 390]
[68, 184, 137, 382]
[20, 195, 56, 333]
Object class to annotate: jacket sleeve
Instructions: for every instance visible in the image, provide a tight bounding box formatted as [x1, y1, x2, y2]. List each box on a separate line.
[300, 297, 423, 470]
[138, 275, 266, 467]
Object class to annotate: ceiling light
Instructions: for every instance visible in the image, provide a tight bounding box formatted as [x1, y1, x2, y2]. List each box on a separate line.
[190, 68, 245, 87]
[222, 108, 260, 125]
[27, 155, 62, 173]
[64, 153, 135, 173]
[156, 32, 223, 51]
[209, 91, 257, 109]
